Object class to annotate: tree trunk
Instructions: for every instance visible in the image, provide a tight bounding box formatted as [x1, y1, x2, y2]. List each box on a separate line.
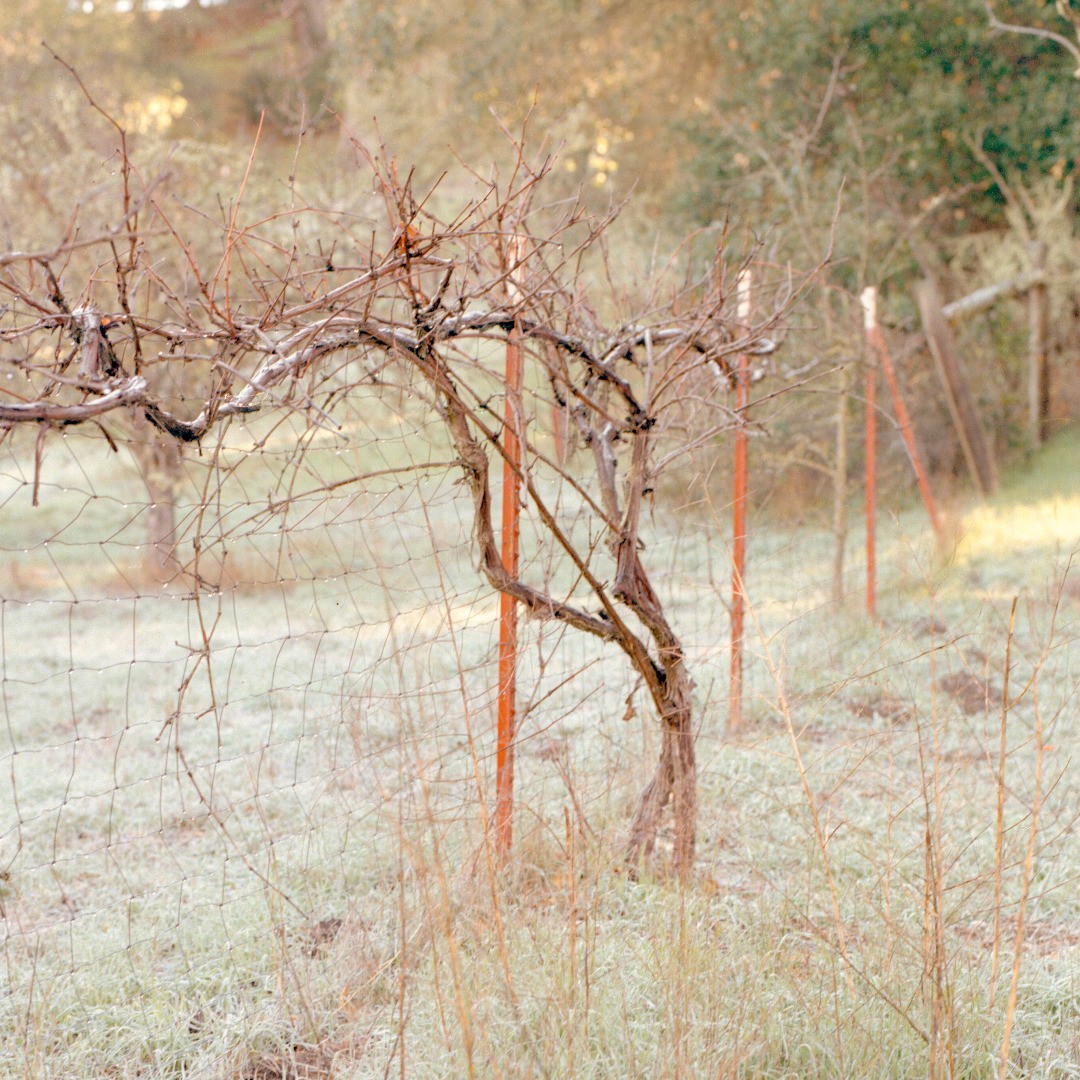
[286, 0, 331, 110]
[425, 337, 699, 880]
[129, 417, 183, 581]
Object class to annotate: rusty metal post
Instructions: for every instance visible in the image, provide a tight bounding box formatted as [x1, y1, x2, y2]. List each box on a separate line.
[495, 255, 524, 858]
[860, 288, 878, 620]
[729, 270, 751, 738]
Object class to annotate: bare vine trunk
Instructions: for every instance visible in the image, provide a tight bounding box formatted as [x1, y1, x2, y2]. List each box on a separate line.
[610, 415, 698, 877]
[625, 670, 697, 876]
[144, 489, 178, 577]
[613, 556, 698, 877]
[414, 328, 699, 878]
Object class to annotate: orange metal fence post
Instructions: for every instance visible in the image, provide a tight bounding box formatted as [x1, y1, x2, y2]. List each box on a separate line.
[729, 269, 751, 738]
[861, 287, 878, 620]
[495, 284, 524, 859]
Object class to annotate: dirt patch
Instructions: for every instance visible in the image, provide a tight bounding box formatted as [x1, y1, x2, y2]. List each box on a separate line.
[955, 916, 1080, 958]
[303, 917, 344, 957]
[938, 745, 986, 767]
[847, 694, 915, 723]
[531, 735, 570, 763]
[237, 1043, 338, 1080]
[937, 671, 1001, 714]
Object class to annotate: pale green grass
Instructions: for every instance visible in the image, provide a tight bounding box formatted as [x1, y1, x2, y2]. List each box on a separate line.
[1, 420, 1079, 1077]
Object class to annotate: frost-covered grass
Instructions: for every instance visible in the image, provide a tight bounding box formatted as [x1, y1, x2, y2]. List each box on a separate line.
[2, 424, 1079, 1078]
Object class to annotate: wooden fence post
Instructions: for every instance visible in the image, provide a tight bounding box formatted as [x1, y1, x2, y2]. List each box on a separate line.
[729, 269, 751, 738]
[1027, 241, 1050, 448]
[916, 278, 997, 497]
[863, 286, 944, 546]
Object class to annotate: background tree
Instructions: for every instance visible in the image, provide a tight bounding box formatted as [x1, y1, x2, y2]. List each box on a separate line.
[685, 0, 1080, 229]
[5, 0, 1075, 570]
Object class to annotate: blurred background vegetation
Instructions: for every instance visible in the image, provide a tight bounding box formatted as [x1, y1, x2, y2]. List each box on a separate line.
[4, 0, 1080, 515]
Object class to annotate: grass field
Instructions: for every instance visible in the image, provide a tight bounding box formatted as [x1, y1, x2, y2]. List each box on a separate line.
[1, 416, 1079, 1078]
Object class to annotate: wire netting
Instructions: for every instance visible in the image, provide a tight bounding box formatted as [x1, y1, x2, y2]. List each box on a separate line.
[0, 355, 843, 1056]
[2, 347, 1077, 1080]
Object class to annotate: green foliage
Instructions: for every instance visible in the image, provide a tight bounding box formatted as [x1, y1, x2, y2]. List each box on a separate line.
[688, 0, 1080, 227]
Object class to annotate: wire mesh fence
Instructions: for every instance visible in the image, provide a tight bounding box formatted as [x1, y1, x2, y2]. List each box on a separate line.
[0, 371, 857, 1062]
[1, 119, 1078, 1078]
[3, 385, 1079, 1077]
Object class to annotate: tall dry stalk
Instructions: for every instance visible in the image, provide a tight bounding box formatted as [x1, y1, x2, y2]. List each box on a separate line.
[999, 682, 1044, 1080]
[989, 597, 1018, 1010]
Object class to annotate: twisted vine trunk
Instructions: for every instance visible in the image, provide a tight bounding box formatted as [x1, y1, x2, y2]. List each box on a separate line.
[406, 331, 698, 878]
[625, 664, 696, 875]
[612, 526, 697, 877]
[610, 412, 697, 876]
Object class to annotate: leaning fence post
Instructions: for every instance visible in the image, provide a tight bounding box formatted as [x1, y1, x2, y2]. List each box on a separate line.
[916, 277, 996, 497]
[863, 287, 944, 545]
[861, 288, 878, 620]
[1027, 241, 1050, 448]
[729, 269, 752, 738]
[495, 244, 524, 858]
